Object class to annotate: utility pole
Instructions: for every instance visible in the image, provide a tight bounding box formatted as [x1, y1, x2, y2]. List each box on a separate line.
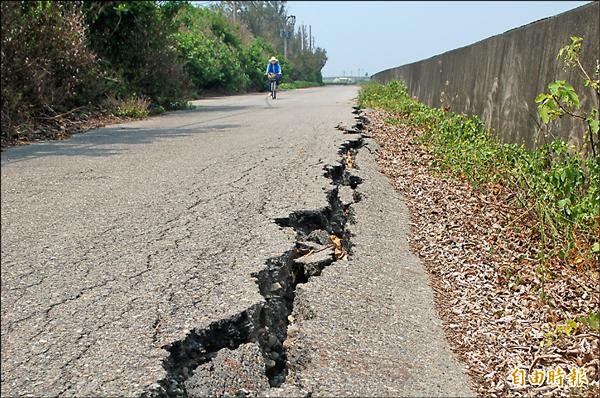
[282, 15, 295, 59]
[309, 25, 312, 52]
[232, 1, 236, 22]
[301, 24, 304, 52]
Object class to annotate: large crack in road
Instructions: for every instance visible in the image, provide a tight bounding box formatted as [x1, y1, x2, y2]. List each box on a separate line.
[143, 123, 366, 398]
[2, 88, 475, 397]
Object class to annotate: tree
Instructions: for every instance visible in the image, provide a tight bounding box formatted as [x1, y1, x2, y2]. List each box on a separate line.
[211, 1, 327, 84]
[172, 4, 249, 92]
[536, 36, 600, 157]
[82, 0, 191, 104]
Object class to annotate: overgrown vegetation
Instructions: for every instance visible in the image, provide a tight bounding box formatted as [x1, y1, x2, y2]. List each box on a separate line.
[358, 74, 599, 269]
[1, 0, 327, 146]
[536, 36, 599, 157]
[106, 96, 151, 119]
[212, 1, 327, 84]
[1, 1, 100, 141]
[359, 37, 599, 395]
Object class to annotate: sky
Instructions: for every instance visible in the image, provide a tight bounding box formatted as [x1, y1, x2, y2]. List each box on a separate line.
[284, 1, 591, 77]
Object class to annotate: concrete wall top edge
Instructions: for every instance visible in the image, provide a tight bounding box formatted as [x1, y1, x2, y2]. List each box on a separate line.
[372, 1, 598, 78]
[369, 1, 599, 149]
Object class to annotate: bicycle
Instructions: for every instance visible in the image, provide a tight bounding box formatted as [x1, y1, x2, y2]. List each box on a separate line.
[267, 72, 278, 99]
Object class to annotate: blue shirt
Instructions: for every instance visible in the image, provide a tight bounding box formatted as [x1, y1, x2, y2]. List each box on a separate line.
[266, 62, 282, 74]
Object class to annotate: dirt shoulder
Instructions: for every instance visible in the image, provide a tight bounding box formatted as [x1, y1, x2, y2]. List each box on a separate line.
[1, 111, 137, 150]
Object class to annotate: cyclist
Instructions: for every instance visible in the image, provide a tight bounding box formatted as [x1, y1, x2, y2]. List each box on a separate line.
[265, 56, 282, 93]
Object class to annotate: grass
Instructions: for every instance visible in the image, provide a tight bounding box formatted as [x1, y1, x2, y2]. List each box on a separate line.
[358, 80, 599, 266]
[279, 80, 323, 90]
[106, 96, 151, 118]
[106, 96, 195, 118]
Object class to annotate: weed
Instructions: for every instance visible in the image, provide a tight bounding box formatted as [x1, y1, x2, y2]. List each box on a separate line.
[358, 80, 599, 266]
[279, 81, 322, 90]
[106, 96, 151, 118]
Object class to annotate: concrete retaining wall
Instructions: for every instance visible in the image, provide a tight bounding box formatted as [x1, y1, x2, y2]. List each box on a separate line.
[372, 2, 599, 149]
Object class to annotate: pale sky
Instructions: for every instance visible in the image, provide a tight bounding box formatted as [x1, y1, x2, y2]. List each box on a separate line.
[285, 1, 591, 77]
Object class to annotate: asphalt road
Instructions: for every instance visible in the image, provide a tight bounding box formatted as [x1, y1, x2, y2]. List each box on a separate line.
[1, 86, 473, 397]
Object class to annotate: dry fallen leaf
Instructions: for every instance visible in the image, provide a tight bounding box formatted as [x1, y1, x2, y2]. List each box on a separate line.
[345, 152, 354, 169]
[330, 235, 346, 259]
[362, 108, 600, 397]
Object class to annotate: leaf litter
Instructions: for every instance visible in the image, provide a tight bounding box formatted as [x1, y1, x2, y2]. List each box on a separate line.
[364, 109, 599, 397]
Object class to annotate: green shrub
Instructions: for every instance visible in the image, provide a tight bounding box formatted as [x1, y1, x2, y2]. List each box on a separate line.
[242, 38, 277, 91]
[172, 5, 249, 93]
[107, 96, 151, 119]
[359, 81, 599, 261]
[1, 1, 99, 140]
[84, 1, 192, 104]
[157, 99, 195, 112]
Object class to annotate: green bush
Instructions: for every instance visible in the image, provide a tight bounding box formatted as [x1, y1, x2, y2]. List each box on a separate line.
[172, 5, 249, 93]
[105, 96, 150, 118]
[242, 38, 276, 91]
[149, 104, 166, 115]
[83, 1, 192, 104]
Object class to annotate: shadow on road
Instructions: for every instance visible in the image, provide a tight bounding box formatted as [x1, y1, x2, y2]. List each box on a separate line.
[1, 123, 242, 164]
[187, 105, 252, 113]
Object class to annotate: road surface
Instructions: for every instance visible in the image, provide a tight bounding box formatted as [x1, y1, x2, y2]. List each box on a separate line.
[1, 86, 473, 397]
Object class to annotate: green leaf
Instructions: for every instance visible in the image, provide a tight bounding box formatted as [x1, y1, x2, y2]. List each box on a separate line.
[548, 81, 565, 96]
[556, 319, 578, 335]
[570, 36, 583, 46]
[592, 242, 600, 253]
[538, 105, 550, 124]
[558, 198, 571, 209]
[115, 3, 129, 14]
[578, 312, 600, 331]
[589, 314, 600, 331]
[587, 116, 599, 135]
[563, 84, 580, 107]
[537, 98, 563, 124]
[535, 93, 550, 103]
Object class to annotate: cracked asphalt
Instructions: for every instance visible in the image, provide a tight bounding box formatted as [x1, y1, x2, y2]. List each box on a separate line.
[281, 137, 474, 397]
[1, 86, 472, 397]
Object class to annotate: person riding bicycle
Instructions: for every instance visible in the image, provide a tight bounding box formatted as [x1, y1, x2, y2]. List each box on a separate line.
[265, 56, 282, 91]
